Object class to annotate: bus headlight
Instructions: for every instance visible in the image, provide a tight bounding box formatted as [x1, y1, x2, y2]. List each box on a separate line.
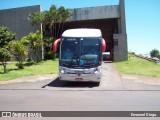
[60, 67, 66, 74]
[93, 67, 100, 74]
[60, 69, 65, 74]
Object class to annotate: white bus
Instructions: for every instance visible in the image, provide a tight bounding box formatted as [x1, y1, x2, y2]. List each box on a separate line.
[53, 28, 106, 82]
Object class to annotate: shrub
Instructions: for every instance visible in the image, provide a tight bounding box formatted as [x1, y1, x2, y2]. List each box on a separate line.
[8, 40, 28, 69]
[16, 63, 24, 69]
[44, 52, 55, 60]
[0, 48, 12, 73]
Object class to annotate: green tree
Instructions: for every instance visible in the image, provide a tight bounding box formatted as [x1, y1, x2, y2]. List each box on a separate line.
[43, 37, 54, 51]
[43, 37, 55, 60]
[22, 31, 42, 63]
[0, 48, 12, 73]
[28, 12, 44, 25]
[8, 40, 28, 69]
[0, 26, 16, 48]
[47, 5, 57, 37]
[150, 49, 160, 58]
[28, 5, 72, 38]
[28, 5, 72, 60]
[56, 6, 72, 38]
[0, 26, 16, 72]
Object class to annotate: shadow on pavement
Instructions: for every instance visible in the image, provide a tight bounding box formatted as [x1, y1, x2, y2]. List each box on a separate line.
[103, 61, 112, 63]
[42, 77, 100, 88]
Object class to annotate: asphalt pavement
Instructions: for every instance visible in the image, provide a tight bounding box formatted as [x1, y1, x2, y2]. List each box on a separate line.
[0, 62, 160, 120]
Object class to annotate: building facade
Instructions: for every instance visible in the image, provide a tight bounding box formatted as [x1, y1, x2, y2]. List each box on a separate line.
[0, 0, 127, 61]
[0, 5, 41, 40]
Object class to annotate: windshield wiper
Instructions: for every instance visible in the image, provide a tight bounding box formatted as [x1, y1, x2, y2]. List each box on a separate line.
[60, 62, 69, 66]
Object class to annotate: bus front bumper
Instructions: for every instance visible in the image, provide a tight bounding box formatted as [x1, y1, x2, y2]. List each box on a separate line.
[59, 72, 101, 82]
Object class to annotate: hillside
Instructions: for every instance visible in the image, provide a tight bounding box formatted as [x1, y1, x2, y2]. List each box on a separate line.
[114, 54, 160, 78]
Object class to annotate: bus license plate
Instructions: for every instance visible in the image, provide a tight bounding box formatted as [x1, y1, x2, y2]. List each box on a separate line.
[75, 78, 83, 81]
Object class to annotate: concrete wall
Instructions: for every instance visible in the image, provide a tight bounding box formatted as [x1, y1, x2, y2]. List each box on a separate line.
[69, 5, 120, 21]
[113, 33, 128, 61]
[0, 5, 41, 40]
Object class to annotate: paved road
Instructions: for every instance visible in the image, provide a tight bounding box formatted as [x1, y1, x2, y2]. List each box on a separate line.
[0, 62, 160, 119]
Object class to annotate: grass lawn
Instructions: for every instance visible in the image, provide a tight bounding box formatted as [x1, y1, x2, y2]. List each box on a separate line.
[114, 54, 160, 78]
[0, 59, 59, 81]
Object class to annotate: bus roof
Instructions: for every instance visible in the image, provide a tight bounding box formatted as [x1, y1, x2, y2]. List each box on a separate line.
[62, 28, 102, 38]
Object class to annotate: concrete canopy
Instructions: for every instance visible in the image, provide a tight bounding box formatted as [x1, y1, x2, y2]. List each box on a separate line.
[60, 0, 128, 61]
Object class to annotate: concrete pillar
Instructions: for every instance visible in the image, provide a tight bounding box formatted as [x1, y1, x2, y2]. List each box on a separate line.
[113, 0, 128, 62]
[113, 34, 127, 61]
[119, 0, 126, 33]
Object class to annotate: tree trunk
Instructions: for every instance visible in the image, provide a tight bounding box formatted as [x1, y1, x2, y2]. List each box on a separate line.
[3, 64, 7, 73]
[54, 19, 57, 38]
[57, 22, 61, 38]
[60, 22, 65, 35]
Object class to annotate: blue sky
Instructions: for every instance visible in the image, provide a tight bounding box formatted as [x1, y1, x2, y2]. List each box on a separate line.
[0, 0, 160, 55]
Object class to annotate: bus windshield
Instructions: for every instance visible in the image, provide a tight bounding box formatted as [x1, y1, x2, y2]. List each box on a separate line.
[60, 37, 101, 68]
